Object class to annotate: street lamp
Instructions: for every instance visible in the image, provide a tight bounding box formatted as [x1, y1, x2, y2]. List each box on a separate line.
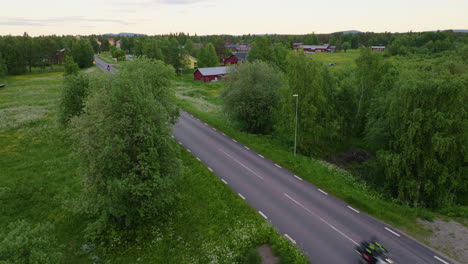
[293, 94, 299, 156]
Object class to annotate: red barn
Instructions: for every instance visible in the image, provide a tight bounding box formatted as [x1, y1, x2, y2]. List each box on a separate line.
[194, 66, 229, 82]
[224, 53, 248, 65]
[302, 45, 329, 53]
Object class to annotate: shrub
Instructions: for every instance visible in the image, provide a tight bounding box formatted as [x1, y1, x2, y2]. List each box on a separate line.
[0, 220, 63, 264]
[58, 73, 90, 126]
[64, 55, 79, 76]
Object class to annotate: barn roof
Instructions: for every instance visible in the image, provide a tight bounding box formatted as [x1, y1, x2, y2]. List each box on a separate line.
[196, 66, 229, 76]
[302, 44, 329, 49]
[372, 46, 386, 49]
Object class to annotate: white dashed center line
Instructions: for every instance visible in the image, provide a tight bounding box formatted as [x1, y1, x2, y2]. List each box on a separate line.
[220, 149, 264, 180]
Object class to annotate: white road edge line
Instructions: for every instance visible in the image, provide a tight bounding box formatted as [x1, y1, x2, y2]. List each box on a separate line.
[220, 149, 264, 180]
[232, 139, 237, 142]
[212, 127, 217, 131]
[294, 175, 303, 181]
[318, 189, 328, 195]
[196, 157, 201, 161]
[238, 193, 246, 200]
[171, 135, 175, 138]
[275, 164, 282, 168]
[385, 227, 400, 237]
[187, 149, 191, 153]
[221, 132, 226, 136]
[284, 234, 296, 244]
[258, 211, 268, 220]
[178, 141, 182, 145]
[208, 167, 213, 172]
[284, 193, 359, 246]
[347, 206, 360, 214]
[244, 146, 250, 150]
[204, 122, 208, 125]
[434, 256, 450, 264]
[221, 179, 228, 184]
[258, 154, 265, 158]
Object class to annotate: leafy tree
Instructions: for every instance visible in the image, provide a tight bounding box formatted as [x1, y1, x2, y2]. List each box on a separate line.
[0, 220, 63, 264]
[342, 41, 351, 52]
[58, 73, 89, 126]
[63, 55, 79, 76]
[304, 33, 319, 44]
[276, 52, 338, 155]
[71, 39, 94, 68]
[366, 60, 467, 208]
[198, 43, 218, 67]
[248, 36, 273, 63]
[89, 37, 100, 53]
[114, 49, 126, 62]
[354, 48, 390, 135]
[184, 38, 195, 56]
[71, 58, 181, 233]
[164, 38, 186, 75]
[100, 38, 110, 52]
[0, 36, 27, 74]
[222, 61, 284, 134]
[0, 52, 6, 78]
[271, 43, 289, 71]
[143, 39, 164, 61]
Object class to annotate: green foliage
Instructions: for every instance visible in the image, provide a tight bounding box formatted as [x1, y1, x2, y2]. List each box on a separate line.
[366, 59, 468, 208]
[184, 38, 195, 56]
[303, 33, 319, 45]
[71, 39, 94, 68]
[89, 37, 100, 53]
[222, 61, 284, 134]
[198, 43, 218, 67]
[248, 36, 273, 62]
[58, 73, 89, 126]
[354, 48, 390, 135]
[71, 58, 181, 234]
[0, 52, 6, 78]
[0, 220, 64, 264]
[276, 52, 338, 155]
[271, 43, 289, 71]
[114, 49, 126, 62]
[63, 55, 80, 76]
[342, 41, 351, 52]
[243, 249, 262, 264]
[100, 39, 110, 52]
[142, 38, 164, 61]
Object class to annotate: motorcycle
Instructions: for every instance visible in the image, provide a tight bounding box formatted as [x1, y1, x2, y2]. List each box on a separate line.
[355, 242, 395, 264]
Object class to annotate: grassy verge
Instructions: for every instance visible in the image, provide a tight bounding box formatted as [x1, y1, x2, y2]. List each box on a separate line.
[309, 49, 360, 68]
[0, 70, 307, 263]
[174, 76, 452, 244]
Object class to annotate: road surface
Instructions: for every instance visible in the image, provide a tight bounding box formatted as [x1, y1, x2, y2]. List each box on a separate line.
[95, 61, 456, 264]
[94, 56, 118, 73]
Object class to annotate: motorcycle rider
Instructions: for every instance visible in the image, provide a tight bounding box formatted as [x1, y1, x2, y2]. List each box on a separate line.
[360, 238, 388, 263]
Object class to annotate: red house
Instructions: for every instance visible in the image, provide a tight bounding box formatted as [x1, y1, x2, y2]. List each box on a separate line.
[194, 66, 229, 82]
[302, 45, 329, 53]
[224, 53, 248, 65]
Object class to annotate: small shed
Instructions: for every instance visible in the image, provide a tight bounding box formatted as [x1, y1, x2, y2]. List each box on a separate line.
[371, 46, 386, 51]
[224, 53, 248, 65]
[194, 66, 229, 82]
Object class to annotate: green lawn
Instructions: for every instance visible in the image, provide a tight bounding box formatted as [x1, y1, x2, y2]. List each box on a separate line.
[0, 69, 307, 263]
[309, 49, 360, 69]
[175, 75, 448, 245]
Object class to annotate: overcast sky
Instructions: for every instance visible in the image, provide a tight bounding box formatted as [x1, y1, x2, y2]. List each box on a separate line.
[1, 0, 467, 36]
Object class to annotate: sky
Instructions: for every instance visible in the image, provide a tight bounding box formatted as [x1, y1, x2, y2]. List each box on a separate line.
[1, 0, 467, 36]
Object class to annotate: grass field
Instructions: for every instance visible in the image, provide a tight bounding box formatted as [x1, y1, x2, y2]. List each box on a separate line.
[309, 49, 360, 69]
[0, 68, 307, 263]
[174, 75, 459, 247]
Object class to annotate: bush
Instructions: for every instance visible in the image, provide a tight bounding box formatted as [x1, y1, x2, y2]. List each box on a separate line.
[222, 61, 284, 134]
[64, 55, 79, 76]
[0, 220, 63, 264]
[71, 58, 181, 235]
[58, 73, 90, 126]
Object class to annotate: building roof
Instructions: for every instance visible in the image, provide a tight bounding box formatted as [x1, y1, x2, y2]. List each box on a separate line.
[196, 66, 229, 76]
[372, 46, 386, 49]
[302, 45, 329, 50]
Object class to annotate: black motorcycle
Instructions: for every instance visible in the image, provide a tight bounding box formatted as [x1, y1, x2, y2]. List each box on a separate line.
[355, 241, 395, 264]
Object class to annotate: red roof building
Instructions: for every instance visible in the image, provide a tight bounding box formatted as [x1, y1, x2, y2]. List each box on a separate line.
[194, 66, 230, 82]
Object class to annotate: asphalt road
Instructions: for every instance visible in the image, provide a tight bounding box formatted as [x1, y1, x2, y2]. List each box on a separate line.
[94, 56, 118, 73]
[95, 62, 456, 264]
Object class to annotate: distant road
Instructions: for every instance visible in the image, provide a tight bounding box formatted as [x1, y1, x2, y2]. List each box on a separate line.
[95, 63, 457, 264]
[94, 56, 117, 73]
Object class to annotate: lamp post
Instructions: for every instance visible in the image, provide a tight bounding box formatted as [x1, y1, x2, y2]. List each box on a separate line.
[293, 94, 299, 156]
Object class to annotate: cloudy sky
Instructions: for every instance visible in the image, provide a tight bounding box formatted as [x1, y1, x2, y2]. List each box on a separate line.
[1, 0, 467, 36]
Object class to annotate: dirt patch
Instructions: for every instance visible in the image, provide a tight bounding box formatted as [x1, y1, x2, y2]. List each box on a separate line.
[325, 148, 372, 168]
[257, 244, 279, 264]
[418, 218, 468, 264]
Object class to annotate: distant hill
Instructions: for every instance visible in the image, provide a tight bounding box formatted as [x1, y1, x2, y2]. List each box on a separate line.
[451, 29, 468, 33]
[338, 30, 362, 34]
[103, 33, 145, 37]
